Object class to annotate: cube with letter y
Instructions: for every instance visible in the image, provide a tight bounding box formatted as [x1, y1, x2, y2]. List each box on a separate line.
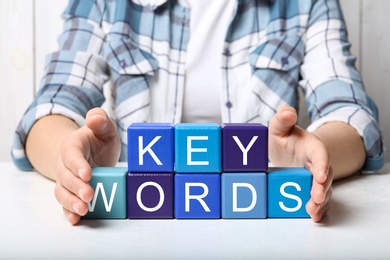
[267, 167, 312, 218]
[127, 123, 174, 173]
[221, 123, 268, 172]
[83, 167, 127, 219]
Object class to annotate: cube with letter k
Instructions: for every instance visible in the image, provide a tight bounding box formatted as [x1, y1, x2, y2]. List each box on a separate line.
[127, 123, 174, 173]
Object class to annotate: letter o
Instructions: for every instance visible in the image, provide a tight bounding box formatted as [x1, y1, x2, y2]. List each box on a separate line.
[136, 181, 165, 212]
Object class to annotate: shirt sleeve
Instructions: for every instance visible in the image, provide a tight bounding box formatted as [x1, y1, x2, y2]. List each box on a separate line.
[300, 0, 386, 171]
[11, 0, 109, 170]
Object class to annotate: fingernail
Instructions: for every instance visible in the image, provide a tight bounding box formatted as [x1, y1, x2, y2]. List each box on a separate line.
[77, 169, 83, 178]
[78, 188, 84, 200]
[73, 203, 80, 214]
[316, 204, 321, 214]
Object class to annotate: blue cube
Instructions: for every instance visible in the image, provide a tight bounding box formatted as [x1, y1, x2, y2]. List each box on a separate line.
[127, 123, 174, 173]
[83, 167, 127, 219]
[222, 173, 267, 219]
[268, 168, 312, 218]
[175, 123, 221, 173]
[174, 173, 221, 219]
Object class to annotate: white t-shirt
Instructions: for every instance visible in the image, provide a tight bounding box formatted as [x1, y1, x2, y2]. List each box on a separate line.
[181, 0, 236, 123]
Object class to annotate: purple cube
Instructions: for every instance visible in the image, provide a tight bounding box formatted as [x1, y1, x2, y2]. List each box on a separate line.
[221, 123, 268, 172]
[127, 173, 174, 219]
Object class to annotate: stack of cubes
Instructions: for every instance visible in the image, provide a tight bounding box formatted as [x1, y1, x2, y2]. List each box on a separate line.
[84, 123, 312, 220]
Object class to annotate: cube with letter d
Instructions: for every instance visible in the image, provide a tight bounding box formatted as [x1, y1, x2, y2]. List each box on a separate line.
[221, 123, 268, 172]
[175, 123, 221, 173]
[268, 168, 312, 218]
[221, 173, 267, 219]
[127, 123, 174, 173]
[83, 167, 127, 219]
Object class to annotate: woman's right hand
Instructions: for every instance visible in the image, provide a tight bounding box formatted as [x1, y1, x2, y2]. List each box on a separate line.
[53, 108, 121, 224]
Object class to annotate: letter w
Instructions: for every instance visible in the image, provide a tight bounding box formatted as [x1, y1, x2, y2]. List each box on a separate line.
[89, 182, 118, 212]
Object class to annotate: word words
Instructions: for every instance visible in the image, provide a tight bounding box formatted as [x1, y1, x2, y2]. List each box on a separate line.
[83, 123, 312, 219]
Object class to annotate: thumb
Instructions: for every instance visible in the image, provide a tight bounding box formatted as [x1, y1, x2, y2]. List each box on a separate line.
[269, 105, 298, 137]
[86, 107, 117, 141]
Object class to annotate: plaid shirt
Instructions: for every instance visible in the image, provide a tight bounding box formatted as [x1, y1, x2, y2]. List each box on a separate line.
[12, 0, 385, 171]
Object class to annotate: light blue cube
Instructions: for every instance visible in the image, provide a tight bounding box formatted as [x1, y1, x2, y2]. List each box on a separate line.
[175, 123, 221, 173]
[127, 123, 174, 173]
[222, 173, 267, 219]
[174, 173, 221, 219]
[83, 167, 127, 219]
[267, 168, 312, 218]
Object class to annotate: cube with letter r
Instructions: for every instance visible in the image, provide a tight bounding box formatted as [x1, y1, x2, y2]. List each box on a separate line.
[127, 123, 174, 173]
[83, 167, 127, 219]
[267, 168, 312, 218]
[174, 173, 221, 219]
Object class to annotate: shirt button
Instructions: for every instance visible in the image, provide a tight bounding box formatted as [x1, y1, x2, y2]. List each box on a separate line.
[120, 59, 128, 68]
[226, 101, 233, 108]
[281, 57, 289, 66]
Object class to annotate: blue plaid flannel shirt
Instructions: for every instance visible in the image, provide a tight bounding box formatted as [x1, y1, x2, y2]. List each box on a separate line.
[12, 0, 385, 171]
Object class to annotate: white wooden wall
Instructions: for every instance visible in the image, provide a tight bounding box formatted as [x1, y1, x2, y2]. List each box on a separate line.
[1, 0, 389, 163]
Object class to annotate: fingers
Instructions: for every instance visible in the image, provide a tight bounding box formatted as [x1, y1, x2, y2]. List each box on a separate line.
[305, 136, 330, 184]
[306, 166, 333, 222]
[60, 140, 92, 182]
[86, 107, 118, 142]
[54, 180, 89, 220]
[55, 163, 94, 224]
[269, 105, 298, 138]
[63, 208, 81, 226]
[306, 185, 333, 222]
[57, 164, 94, 203]
[56, 134, 94, 224]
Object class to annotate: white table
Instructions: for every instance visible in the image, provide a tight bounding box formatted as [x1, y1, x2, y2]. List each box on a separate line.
[1, 162, 389, 259]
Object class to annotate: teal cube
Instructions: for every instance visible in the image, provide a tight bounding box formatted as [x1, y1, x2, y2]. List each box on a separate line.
[267, 168, 312, 218]
[83, 167, 127, 219]
[175, 123, 221, 173]
[222, 173, 267, 219]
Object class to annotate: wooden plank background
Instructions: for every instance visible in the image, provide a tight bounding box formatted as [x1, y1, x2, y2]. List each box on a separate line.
[1, 0, 389, 163]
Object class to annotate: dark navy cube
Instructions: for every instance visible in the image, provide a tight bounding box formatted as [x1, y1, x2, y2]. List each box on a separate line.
[268, 167, 312, 218]
[221, 123, 268, 172]
[127, 173, 174, 219]
[127, 123, 174, 173]
[174, 173, 221, 219]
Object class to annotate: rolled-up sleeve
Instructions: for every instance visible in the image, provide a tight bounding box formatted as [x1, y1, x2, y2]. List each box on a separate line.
[12, 0, 109, 170]
[301, 0, 385, 171]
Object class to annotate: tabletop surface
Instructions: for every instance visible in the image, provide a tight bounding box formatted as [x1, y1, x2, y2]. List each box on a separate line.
[1, 162, 390, 259]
